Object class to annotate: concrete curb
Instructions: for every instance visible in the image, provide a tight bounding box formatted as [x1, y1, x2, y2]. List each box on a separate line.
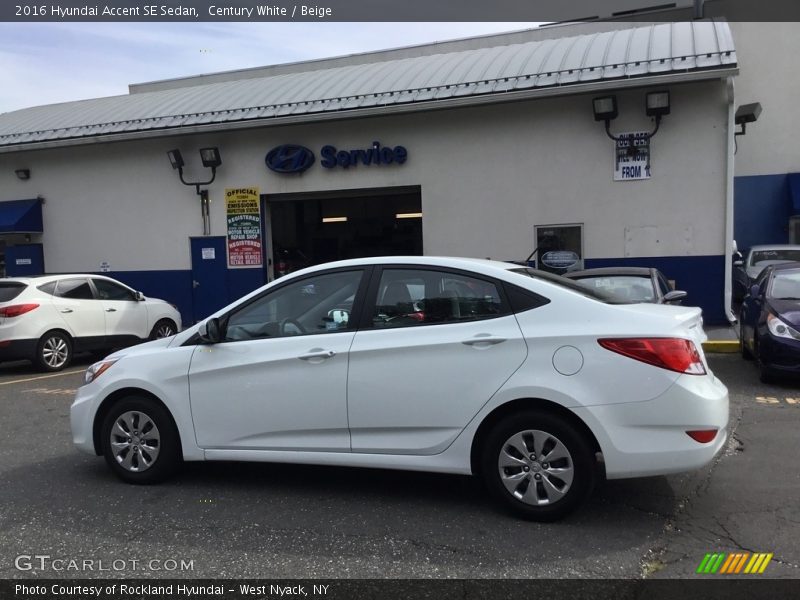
[702, 341, 740, 353]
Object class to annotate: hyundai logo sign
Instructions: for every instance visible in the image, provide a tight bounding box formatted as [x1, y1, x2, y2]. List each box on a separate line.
[265, 145, 315, 174]
[540, 250, 580, 269]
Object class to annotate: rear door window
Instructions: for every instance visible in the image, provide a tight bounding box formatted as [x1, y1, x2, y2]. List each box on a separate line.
[55, 278, 94, 300]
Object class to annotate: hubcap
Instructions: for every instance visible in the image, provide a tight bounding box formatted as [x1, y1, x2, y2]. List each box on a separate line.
[497, 429, 575, 506]
[42, 336, 69, 368]
[110, 411, 160, 472]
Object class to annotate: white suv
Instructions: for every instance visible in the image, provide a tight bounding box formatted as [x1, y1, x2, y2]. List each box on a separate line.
[0, 274, 181, 371]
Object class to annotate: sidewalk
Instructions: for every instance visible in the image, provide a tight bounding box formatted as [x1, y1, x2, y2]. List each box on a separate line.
[703, 323, 740, 353]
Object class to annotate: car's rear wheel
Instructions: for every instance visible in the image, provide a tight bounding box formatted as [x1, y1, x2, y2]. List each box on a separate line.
[35, 330, 73, 372]
[150, 319, 177, 340]
[100, 397, 181, 484]
[481, 410, 596, 521]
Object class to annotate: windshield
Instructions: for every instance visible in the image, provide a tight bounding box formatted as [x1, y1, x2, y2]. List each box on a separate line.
[769, 270, 800, 300]
[510, 268, 630, 304]
[750, 249, 800, 266]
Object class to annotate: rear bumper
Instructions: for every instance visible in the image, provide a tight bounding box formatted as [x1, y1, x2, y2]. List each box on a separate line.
[573, 371, 729, 479]
[0, 338, 37, 362]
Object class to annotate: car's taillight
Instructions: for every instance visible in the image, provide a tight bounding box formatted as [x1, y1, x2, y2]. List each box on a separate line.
[0, 303, 39, 318]
[598, 337, 706, 375]
[686, 429, 718, 443]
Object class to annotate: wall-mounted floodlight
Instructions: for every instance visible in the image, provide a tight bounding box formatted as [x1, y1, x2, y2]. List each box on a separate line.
[592, 96, 618, 122]
[167, 149, 185, 170]
[14, 169, 30, 180]
[199, 147, 222, 168]
[735, 102, 762, 137]
[593, 92, 670, 142]
[166, 147, 222, 235]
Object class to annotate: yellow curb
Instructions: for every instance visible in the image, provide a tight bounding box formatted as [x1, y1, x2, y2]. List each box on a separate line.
[702, 341, 740, 353]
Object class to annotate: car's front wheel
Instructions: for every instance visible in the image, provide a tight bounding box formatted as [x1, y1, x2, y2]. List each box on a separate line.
[35, 330, 73, 372]
[739, 313, 753, 360]
[481, 410, 596, 521]
[149, 319, 177, 340]
[100, 396, 181, 484]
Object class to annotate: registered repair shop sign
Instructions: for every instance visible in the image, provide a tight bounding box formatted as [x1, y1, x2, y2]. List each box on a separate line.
[614, 131, 651, 181]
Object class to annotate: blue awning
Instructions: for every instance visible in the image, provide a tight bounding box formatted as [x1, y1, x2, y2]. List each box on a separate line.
[789, 173, 800, 213]
[0, 198, 43, 233]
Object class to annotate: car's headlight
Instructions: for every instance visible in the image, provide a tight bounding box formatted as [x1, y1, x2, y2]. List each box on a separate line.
[84, 359, 118, 385]
[767, 313, 800, 341]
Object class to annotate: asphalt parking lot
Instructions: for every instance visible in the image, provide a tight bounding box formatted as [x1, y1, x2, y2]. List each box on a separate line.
[0, 354, 797, 580]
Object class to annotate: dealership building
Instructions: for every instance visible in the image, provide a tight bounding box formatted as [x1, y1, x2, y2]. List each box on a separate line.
[0, 19, 757, 325]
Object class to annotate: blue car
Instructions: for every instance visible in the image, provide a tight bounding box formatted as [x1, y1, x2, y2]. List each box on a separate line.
[739, 262, 800, 382]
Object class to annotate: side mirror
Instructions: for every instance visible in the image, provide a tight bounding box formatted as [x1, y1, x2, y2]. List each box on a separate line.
[135, 291, 145, 301]
[750, 284, 760, 298]
[198, 317, 221, 344]
[663, 290, 687, 304]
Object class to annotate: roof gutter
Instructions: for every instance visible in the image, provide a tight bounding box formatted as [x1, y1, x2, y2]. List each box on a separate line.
[0, 67, 738, 155]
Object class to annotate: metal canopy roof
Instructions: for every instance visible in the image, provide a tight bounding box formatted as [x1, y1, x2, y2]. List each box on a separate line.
[0, 21, 736, 151]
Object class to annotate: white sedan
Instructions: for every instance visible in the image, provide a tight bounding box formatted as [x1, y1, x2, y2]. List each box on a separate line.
[70, 257, 728, 521]
[0, 274, 181, 371]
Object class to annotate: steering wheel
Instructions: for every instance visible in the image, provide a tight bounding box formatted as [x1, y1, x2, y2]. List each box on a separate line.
[279, 318, 307, 336]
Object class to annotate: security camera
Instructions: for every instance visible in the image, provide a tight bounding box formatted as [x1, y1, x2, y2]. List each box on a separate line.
[735, 102, 762, 125]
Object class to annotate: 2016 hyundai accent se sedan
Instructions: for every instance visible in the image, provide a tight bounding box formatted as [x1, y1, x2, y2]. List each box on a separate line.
[71, 257, 729, 521]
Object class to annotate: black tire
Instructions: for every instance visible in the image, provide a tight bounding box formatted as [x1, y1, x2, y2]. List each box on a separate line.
[481, 410, 596, 521]
[35, 330, 73, 372]
[100, 396, 181, 484]
[739, 314, 753, 360]
[149, 319, 177, 340]
[753, 336, 775, 384]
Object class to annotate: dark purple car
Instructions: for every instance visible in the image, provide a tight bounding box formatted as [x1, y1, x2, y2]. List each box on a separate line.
[739, 262, 800, 382]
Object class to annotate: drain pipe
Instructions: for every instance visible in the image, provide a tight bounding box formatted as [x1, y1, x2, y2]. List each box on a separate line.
[724, 76, 737, 324]
[694, 0, 705, 19]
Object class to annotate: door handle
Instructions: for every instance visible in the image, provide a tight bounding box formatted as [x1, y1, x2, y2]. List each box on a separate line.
[60, 309, 73, 314]
[298, 349, 336, 361]
[462, 335, 507, 348]
[105, 308, 117, 312]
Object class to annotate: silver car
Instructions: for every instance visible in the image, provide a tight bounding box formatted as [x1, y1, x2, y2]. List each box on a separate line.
[739, 245, 800, 285]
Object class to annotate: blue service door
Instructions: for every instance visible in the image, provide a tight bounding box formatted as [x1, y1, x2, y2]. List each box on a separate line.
[190, 237, 230, 323]
[5, 244, 44, 276]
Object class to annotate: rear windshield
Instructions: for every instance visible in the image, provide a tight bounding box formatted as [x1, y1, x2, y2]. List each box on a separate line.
[0, 282, 27, 302]
[510, 268, 630, 304]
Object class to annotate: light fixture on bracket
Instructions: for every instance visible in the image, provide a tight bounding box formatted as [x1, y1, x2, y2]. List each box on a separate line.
[593, 91, 670, 172]
[167, 147, 222, 235]
[734, 102, 762, 137]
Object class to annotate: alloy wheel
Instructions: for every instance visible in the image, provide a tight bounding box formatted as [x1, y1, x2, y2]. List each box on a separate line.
[109, 411, 161, 472]
[42, 335, 69, 369]
[497, 429, 575, 506]
[155, 323, 175, 338]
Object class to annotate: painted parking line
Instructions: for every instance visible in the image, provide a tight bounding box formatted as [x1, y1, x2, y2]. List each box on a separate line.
[755, 396, 800, 406]
[0, 368, 85, 387]
[22, 387, 78, 396]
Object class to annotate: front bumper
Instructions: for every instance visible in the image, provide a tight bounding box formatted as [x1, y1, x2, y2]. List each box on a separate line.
[758, 333, 800, 376]
[71, 383, 100, 455]
[573, 371, 729, 479]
